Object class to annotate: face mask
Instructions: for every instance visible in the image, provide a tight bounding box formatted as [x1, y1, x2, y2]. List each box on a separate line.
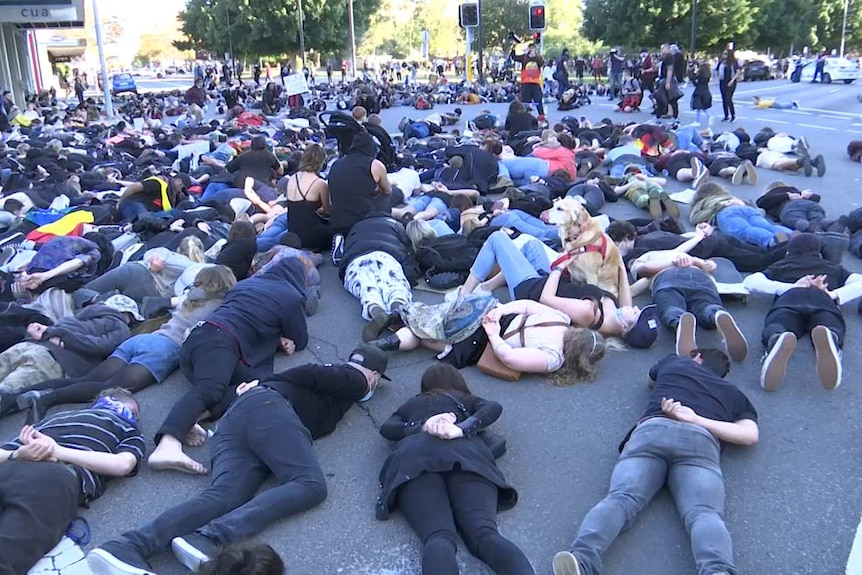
[359, 388, 375, 403]
[92, 396, 138, 425]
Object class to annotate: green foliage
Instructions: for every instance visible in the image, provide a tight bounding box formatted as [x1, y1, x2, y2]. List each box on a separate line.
[175, 0, 380, 58]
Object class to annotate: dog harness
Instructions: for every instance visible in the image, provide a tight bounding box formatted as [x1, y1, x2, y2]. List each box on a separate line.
[551, 234, 610, 269]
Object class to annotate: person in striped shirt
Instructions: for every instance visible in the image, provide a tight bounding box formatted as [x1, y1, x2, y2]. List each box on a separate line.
[0, 387, 145, 575]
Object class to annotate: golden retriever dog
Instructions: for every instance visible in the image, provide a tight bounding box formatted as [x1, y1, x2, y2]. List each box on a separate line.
[546, 197, 624, 297]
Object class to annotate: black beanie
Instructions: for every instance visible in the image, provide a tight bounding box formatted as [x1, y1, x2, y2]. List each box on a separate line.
[787, 233, 821, 256]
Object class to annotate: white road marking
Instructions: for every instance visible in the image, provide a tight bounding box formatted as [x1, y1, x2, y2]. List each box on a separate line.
[846, 513, 862, 575]
[823, 115, 853, 120]
[830, 88, 841, 93]
[798, 123, 836, 130]
[787, 110, 812, 115]
[734, 83, 801, 95]
[768, 119, 790, 124]
[846, 130, 862, 134]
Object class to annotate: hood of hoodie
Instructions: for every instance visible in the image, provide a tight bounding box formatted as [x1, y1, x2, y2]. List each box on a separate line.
[349, 133, 376, 157]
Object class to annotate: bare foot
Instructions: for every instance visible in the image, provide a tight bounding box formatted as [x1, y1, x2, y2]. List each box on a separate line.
[148, 446, 208, 475]
[185, 424, 208, 447]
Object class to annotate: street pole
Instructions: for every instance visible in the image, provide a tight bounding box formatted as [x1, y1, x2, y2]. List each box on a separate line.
[347, 0, 357, 80]
[690, 0, 697, 56]
[476, 0, 484, 83]
[841, 0, 850, 58]
[297, 0, 306, 66]
[92, 0, 113, 117]
[225, 1, 234, 71]
[465, 26, 473, 83]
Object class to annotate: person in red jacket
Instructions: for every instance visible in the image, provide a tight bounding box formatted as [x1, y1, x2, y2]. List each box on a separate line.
[512, 42, 545, 120]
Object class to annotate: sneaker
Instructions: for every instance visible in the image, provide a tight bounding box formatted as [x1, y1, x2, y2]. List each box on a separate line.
[801, 154, 813, 177]
[797, 136, 810, 157]
[87, 540, 155, 575]
[171, 533, 219, 571]
[330, 233, 344, 266]
[731, 163, 745, 185]
[791, 100, 800, 109]
[675, 312, 697, 358]
[647, 189, 662, 220]
[760, 332, 796, 391]
[304, 285, 320, 317]
[552, 551, 583, 575]
[692, 159, 710, 188]
[812, 325, 842, 390]
[715, 310, 748, 362]
[362, 305, 392, 342]
[744, 159, 758, 185]
[659, 192, 680, 218]
[813, 154, 826, 177]
[0, 246, 14, 267]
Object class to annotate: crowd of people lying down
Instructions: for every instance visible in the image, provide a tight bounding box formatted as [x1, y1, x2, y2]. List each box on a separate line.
[0, 92, 859, 575]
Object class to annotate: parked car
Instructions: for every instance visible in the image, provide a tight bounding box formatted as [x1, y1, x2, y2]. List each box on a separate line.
[791, 57, 860, 84]
[111, 73, 138, 96]
[743, 59, 773, 81]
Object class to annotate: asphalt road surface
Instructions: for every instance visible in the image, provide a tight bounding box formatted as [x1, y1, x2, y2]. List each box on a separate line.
[8, 78, 862, 575]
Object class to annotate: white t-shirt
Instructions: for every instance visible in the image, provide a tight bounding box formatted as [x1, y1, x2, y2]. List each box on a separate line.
[767, 135, 795, 154]
[388, 168, 422, 196]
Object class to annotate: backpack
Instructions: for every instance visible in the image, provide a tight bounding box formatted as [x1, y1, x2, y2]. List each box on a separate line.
[415, 235, 480, 274]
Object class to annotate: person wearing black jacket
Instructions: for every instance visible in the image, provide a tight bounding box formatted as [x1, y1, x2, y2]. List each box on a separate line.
[716, 45, 742, 122]
[504, 100, 538, 138]
[87, 347, 388, 575]
[377, 364, 533, 575]
[148, 260, 309, 475]
[553, 349, 758, 575]
[755, 182, 826, 232]
[743, 233, 862, 391]
[340, 214, 420, 342]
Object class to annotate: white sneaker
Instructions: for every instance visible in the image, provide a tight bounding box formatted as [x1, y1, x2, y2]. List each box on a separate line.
[552, 551, 583, 575]
[812, 325, 842, 389]
[760, 332, 797, 391]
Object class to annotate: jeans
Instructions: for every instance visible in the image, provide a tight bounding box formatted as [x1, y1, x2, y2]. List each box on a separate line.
[762, 287, 845, 348]
[779, 200, 826, 232]
[566, 184, 604, 216]
[122, 387, 326, 557]
[397, 470, 534, 575]
[409, 195, 448, 216]
[156, 323, 240, 442]
[652, 267, 725, 330]
[118, 201, 151, 223]
[427, 218, 455, 237]
[719, 80, 737, 119]
[609, 72, 623, 98]
[676, 126, 704, 153]
[570, 418, 736, 575]
[0, 461, 79, 575]
[715, 205, 792, 250]
[81, 263, 160, 305]
[491, 210, 558, 243]
[500, 157, 550, 186]
[201, 182, 231, 201]
[256, 213, 288, 252]
[470, 231, 547, 300]
[691, 234, 788, 273]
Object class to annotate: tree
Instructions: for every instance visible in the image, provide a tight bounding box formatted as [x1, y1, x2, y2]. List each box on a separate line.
[175, 0, 381, 58]
[583, 0, 755, 53]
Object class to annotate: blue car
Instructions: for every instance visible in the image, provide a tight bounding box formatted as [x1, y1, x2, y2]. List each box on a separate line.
[111, 73, 138, 96]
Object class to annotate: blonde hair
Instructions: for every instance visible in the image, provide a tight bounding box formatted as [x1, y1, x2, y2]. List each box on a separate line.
[460, 214, 486, 236]
[352, 106, 367, 122]
[178, 236, 206, 263]
[406, 219, 436, 252]
[548, 328, 616, 386]
[182, 265, 236, 311]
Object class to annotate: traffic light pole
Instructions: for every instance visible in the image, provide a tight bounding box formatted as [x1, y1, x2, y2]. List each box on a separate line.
[476, 0, 484, 83]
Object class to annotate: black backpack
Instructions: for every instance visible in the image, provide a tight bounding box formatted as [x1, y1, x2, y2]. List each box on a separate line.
[415, 235, 480, 274]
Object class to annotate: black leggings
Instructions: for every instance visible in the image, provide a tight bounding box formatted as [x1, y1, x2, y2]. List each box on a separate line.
[14, 357, 156, 411]
[719, 80, 737, 120]
[396, 470, 534, 575]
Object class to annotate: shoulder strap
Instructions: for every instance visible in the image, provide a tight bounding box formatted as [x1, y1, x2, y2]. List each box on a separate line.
[501, 315, 570, 348]
[293, 174, 310, 201]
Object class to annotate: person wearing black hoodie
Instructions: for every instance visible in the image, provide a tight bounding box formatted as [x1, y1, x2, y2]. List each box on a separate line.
[755, 182, 826, 232]
[328, 133, 392, 263]
[339, 214, 421, 342]
[743, 233, 862, 391]
[147, 260, 309, 475]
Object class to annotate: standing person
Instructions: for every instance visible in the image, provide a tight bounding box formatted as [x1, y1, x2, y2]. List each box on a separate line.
[575, 55, 586, 82]
[716, 43, 742, 122]
[265, 61, 272, 82]
[607, 48, 625, 100]
[87, 349, 388, 574]
[555, 48, 571, 99]
[691, 62, 713, 127]
[639, 49, 657, 96]
[328, 133, 392, 264]
[253, 63, 261, 86]
[657, 43, 682, 120]
[327, 60, 334, 84]
[591, 55, 602, 84]
[552, 348, 759, 575]
[0, 389, 145, 575]
[74, 76, 85, 106]
[511, 42, 546, 121]
[811, 53, 826, 83]
[280, 61, 291, 86]
[146, 262, 309, 474]
[377, 364, 535, 575]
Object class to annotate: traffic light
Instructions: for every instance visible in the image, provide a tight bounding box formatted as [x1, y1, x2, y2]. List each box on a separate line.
[532, 32, 541, 44]
[460, 3, 479, 28]
[529, 4, 545, 30]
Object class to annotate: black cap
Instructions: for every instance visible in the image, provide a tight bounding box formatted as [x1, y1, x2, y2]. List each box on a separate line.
[623, 305, 659, 349]
[349, 345, 391, 380]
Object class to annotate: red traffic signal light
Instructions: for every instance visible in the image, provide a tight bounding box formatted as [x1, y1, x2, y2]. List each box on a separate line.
[529, 4, 546, 30]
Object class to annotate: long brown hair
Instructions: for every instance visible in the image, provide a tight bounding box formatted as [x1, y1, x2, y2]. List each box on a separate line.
[298, 143, 326, 173]
[548, 327, 608, 386]
[420, 364, 472, 395]
[182, 265, 236, 312]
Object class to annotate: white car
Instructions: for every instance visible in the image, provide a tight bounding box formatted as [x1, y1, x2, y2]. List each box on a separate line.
[791, 57, 860, 84]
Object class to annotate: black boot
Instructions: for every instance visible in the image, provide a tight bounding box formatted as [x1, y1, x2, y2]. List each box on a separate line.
[362, 305, 392, 342]
[369, 333, 401, 351]
[0, 392, 19, 417]
[816, 231, 850, 264]
[16, 389, 54, 425]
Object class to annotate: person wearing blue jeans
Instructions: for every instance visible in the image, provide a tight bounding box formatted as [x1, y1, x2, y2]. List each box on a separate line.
[715, 203, 792, 250]
[461, 230, 551, 299]
[553, 349, 759, 575]
[256, 213, 288, 252]
[491, 210, 559, 244]
[500, 156, 550, 186]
